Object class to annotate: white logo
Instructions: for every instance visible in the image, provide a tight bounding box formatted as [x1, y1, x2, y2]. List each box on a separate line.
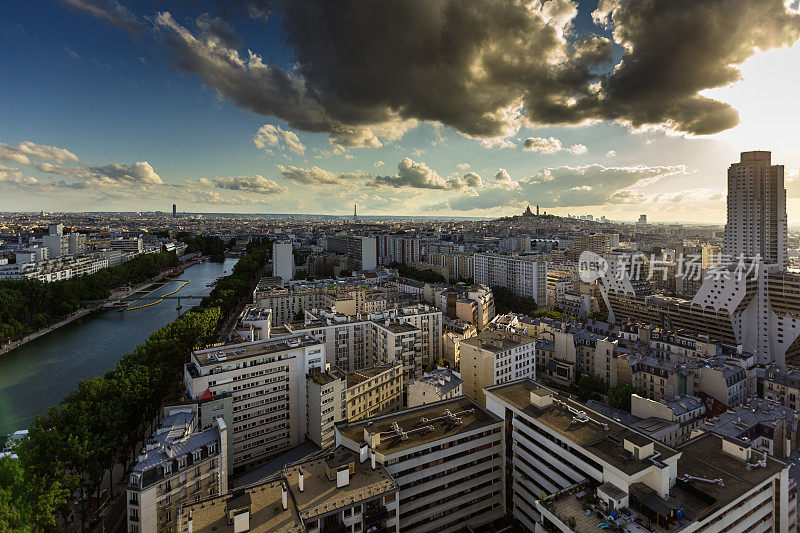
[578, 251, 609, 282]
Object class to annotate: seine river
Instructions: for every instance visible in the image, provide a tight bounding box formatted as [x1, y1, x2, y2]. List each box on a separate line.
[0, 258, 238, 435]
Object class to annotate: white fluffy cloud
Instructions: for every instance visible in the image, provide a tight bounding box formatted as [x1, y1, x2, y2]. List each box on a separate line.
[481, 137, 516, 149]
[370, 158, 481, 191]
[522, 137, 562, 153]
[87, 161, 164, 185]
[494, 169, 520, 189]
[0, 141, 79, 165]
[567, 144, 588, 155]
[432, 164, 687, 211]
[522, 137, 588, 155]
[276, 164, 361, 185]
[213, 175, 288, 195]
[253, 124, 306, 155]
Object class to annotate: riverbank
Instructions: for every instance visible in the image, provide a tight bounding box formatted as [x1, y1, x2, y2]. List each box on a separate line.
[0, 258, 237, 435]
[0, 257, 205, 358]
[0, 306, 100, 356]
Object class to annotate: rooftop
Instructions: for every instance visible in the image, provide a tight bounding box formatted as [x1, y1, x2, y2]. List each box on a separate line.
[193, 334, 322, 367]
[673, 433, 786, 521]
[415, 368, 463, 397]
[460, 329, 535, 353]
[337, 396, 501, 455]
[285, 447, 398, 520]
[177, 480, 303, 533]
[346, 365, 399, 387]
[485, 380, 679, 476]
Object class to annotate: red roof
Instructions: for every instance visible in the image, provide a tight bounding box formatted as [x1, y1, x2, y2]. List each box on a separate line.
[199, 388, 214, 401]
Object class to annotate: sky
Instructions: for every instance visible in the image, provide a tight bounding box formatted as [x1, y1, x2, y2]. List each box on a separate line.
[1, 0, 800, 223]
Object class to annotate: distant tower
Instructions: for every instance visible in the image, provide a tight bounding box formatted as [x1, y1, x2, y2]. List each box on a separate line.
[172, 204, 177, 218]
[637, 214, 647, 225]
[353, 204, 358, 222]
[536, 205, 539, 216]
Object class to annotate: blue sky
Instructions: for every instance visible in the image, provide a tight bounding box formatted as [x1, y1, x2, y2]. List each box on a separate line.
[1, 0, 800, 223]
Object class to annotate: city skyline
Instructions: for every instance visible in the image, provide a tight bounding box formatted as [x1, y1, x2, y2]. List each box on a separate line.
[1, 1, 799, 221]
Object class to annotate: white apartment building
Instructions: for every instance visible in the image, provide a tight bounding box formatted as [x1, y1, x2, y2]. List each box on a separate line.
[336, 396, 505, 533]
[284, 304, 442, 375]
[484, 380, 797, 533]
[109, 236, 144, 254]
[376, 234, 424, 265]
[723, 151, 787, 268]
[474, 252, 547, 303]
[0, 254, 108, 282]
[41, 223, 69, 258]
[183, 334, 325, 475]
[127, 406, 228, 533]
[254, 285, 330, 326]
[272, 240, 294, 282]
[15, 246, 48, 264]
[459, 329, 536, 405]
[348, 235, 377, 271]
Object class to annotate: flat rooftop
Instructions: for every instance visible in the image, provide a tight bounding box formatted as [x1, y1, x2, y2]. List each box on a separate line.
[337, 396, 501, 455]
[346, 365, 398, 387]
[285, 447, 397, 521]
[177, 480, 303, 533]
[485, 380, 679, 476]
[193, 334, 322, 367]
[461, 329, 535, 353]
[674, 432, 786, 521]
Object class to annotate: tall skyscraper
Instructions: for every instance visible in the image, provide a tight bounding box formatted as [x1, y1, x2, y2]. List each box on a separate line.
[353, 204, 357, 221]
[599, 149, 799, 366]
[723, 151, 787, 267]
[172, 203, 176, 218]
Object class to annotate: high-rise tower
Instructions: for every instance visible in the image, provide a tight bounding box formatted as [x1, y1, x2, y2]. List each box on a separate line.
[353, 204, 358, 222]
[723, 151, 787, 268]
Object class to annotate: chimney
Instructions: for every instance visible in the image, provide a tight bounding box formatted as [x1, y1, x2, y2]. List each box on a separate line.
[298, 468, 304, 492]
[281, 484, 288, 510]
[359, 442, 369, 463]
[371, 450, 376, 470]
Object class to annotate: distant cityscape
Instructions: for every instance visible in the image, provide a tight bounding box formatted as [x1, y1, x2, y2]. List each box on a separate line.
[1, 151, 799, 532]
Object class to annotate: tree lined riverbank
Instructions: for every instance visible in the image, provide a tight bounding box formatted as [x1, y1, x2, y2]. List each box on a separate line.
[0, 251, 180, 342]
[0, 239, 270, 530]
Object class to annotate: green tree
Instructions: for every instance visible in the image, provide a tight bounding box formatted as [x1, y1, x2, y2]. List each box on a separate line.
[5, 242, 265, 528]
[607, 384, 641, 412]
[577, 374, 606, 400]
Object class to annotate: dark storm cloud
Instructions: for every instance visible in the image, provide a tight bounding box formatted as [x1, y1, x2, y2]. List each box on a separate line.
[586, 0, 800, 134]
[76, 0, 800, 140]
